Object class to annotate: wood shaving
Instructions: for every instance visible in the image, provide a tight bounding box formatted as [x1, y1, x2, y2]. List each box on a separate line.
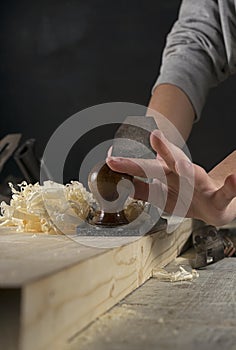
[0, 181, 95, 234]
[152, 266, 199, 282]
[124, 199, 146, 222]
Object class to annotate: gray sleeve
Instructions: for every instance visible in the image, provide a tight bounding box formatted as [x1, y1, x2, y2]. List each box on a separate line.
[153, 0, 236, 121]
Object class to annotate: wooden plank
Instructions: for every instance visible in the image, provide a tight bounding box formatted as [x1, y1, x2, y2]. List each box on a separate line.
[0, 219, 196, 350]
[0, 231, 103, 287]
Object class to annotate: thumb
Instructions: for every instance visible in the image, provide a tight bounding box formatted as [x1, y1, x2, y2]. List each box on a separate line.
[150, 130, 164, 153]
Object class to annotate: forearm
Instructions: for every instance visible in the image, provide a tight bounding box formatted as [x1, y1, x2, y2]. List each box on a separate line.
[148, 0, 234, 142]
[147, 84, 195, 141]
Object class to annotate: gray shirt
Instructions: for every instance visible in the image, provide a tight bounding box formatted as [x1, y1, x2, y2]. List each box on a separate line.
[153, 0, 236, 120]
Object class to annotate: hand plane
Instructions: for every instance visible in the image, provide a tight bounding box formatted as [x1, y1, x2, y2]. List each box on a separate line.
[77, 116, 167, 237]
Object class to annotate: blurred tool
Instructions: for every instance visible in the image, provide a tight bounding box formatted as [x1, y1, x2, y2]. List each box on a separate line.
[0, 134, 22, 173]
[14, 138, 40, 184]
[192, 225, 225, 268]
[0, 134, 40, 202]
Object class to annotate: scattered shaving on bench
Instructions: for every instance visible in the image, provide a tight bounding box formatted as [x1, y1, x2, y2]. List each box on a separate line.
[152, 266, 199, 282]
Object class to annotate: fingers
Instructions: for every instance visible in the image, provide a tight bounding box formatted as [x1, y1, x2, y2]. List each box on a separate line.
[106, 156, 169, 179]
[132, 178, 168, 210]
[132, 178, 182, 215]
[176, 160, 211, 192]
[107, 130, 190, 180]
[150, 130, 175, 171]
[150, 130, 190, 172]
[176, 158, 218, 193]
[107, 146, 113, 157]
[213, 174, 236, 210]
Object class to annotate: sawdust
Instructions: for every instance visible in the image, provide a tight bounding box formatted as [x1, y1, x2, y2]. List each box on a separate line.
[68, 304, 138, 348]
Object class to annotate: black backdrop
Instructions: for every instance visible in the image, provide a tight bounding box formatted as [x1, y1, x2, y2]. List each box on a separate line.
[0, 0, 235, 184]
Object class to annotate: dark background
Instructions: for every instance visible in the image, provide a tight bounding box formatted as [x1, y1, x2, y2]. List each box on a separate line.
[0, 0, 235, 185]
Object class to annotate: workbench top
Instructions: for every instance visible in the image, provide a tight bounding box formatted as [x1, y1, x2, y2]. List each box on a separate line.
[73, 256, 236, 350]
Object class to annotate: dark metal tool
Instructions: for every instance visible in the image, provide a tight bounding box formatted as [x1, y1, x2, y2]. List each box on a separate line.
[219, 227, 236, 257]
[0, 134, 22, 202]
[77, 211, 167, 236]
[192, 225, 225, 269]
[77, 116, 166, 237]
[0, 134, 41, 202]
[14, 138, 40, 184]
[0, 134, 22, 173]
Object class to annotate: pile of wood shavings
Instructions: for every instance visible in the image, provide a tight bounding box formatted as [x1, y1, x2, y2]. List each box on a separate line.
[0, 181, 146, 234]
[0, 181, 95, 234]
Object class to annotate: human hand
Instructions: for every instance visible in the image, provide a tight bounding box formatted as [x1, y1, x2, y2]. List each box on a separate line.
[106, 130, 236, 226]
